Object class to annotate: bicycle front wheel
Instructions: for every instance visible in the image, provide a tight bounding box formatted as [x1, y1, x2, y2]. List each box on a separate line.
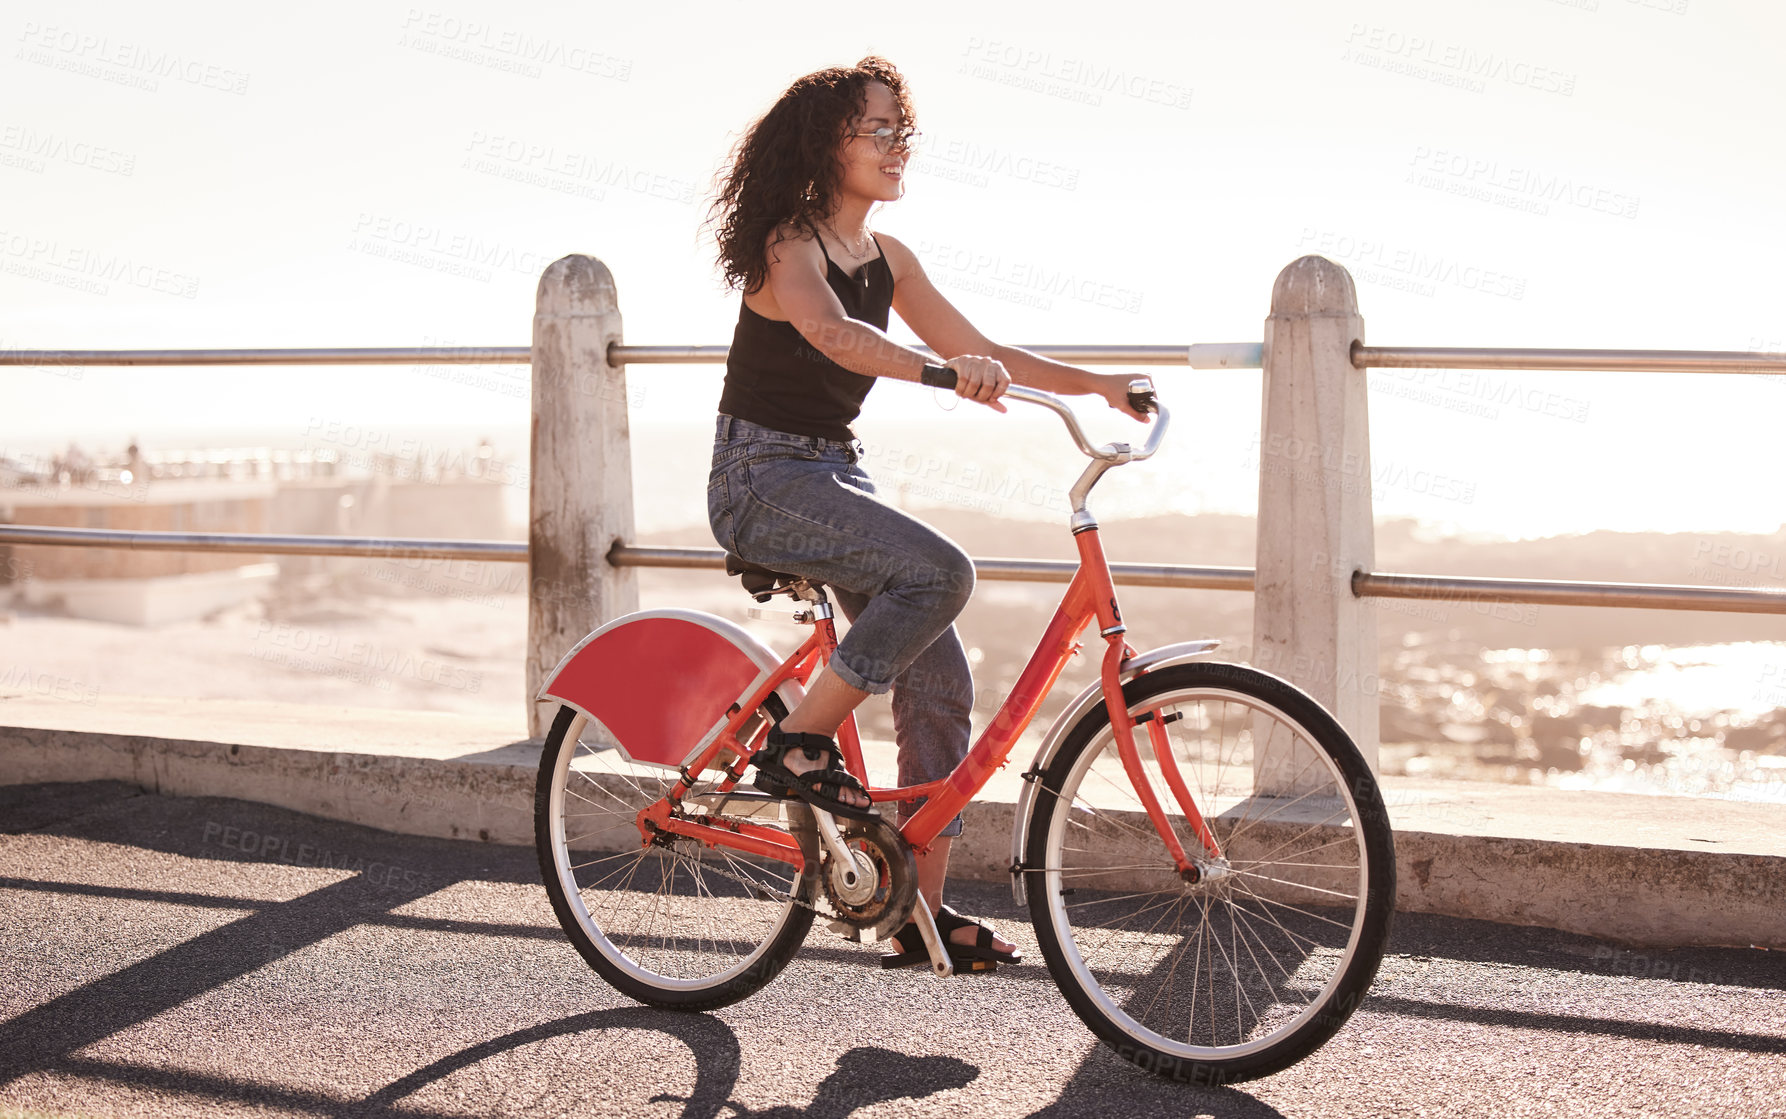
[535, 705, 815, 1010]
[1024, 661, 1396, 1084]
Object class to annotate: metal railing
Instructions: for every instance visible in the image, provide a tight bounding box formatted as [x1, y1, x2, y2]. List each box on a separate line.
[0, 343, 1246, 368]
[616, 545, 1786, 615]
[608, 544, 1257, 591]
[0, 524, 524, 564]
[1354, 572, 1785, 615]
[1353, 345, 1786, 373]
[1, 346, 530, 367]
[15, 341, 1784, 373]
[0, 342, 1213, 578]
[6, 337, 1786, 614]
[7, 525, 1780, 616]
[609, 342, 1267, 368]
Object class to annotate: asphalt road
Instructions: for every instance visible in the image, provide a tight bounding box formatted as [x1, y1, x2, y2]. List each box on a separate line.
[1, 781, 1781, 1119]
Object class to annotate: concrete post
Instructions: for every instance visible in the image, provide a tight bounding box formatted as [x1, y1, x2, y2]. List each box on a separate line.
[1252, 255, 1379, 791]
[527, 254, 638, 740]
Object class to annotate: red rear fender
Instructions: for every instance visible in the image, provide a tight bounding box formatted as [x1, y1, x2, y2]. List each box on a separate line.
[536, 609, 804, 770]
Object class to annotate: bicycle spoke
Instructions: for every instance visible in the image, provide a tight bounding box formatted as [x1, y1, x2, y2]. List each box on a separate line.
[1226, 786, 1351, 854]
[1068, 783, 1179, 847]
[1225, 898, 1302, 986]
[1133, 895, 1197, 1025]
[1228, 869, 1359, 904]
[1062, 887, 1181, 913]
[1227, 876, 1355, 939]
[569, 849, 643, 875]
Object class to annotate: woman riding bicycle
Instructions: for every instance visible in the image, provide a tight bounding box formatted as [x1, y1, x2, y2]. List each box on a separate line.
[703, 55, 1150, 969]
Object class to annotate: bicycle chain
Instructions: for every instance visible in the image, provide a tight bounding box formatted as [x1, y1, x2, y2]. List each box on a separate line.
[662, 805, 916, 940]
[663, 810, 822, 915]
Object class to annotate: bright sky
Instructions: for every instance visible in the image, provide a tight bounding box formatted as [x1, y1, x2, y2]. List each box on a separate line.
[5, 0, 1783, 538]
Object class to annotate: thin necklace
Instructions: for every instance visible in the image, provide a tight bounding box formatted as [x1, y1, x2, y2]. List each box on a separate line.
[818, 217, 874, 287]
[819, 216, 870, 258]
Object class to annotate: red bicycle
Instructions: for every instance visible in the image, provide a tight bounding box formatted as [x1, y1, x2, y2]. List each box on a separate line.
[533, 375, 1396, 1084]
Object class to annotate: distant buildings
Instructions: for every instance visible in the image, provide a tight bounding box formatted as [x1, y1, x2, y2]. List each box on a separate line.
[1, 439, 518, 625]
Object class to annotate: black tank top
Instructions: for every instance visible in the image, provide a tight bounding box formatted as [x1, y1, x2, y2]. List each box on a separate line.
[717, 233, 893, 442]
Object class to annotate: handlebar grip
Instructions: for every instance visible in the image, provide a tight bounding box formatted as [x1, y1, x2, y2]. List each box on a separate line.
[1126, 378, 1159, 415]
[920, 362, 957, 389]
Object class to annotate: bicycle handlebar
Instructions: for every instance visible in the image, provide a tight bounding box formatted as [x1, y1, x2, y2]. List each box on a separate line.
[919, 362, 1170, 464]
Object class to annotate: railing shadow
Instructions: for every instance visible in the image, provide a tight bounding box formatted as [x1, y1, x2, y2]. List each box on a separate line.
[0, 780, 492, 1095]
[2, 781, 980, 1118]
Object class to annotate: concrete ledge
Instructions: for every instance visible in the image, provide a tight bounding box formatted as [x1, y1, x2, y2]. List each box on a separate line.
[0, 695, 537, 847]
[3, 693, 1781, 950]
[1390, 831, 1782, 951]
[2, 724, 536, 847]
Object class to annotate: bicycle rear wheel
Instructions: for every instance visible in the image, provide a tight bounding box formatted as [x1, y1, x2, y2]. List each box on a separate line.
[1024, 661, 1395, 1084]
[535, 705, 815, 1010]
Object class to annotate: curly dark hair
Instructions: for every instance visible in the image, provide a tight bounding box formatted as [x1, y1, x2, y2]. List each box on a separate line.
[704, 56, 916, 296]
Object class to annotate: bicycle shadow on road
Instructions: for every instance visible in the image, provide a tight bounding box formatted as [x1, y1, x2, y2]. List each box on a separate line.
[345, 1006, 742, 1119]
[353, 1018, 977, 1119]
[650, 1044, 979, 1119]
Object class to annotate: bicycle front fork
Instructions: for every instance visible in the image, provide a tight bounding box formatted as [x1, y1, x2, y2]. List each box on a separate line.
[1099, 640, 1225, 878]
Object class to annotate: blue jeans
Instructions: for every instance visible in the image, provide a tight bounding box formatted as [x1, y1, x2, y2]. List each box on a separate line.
[707, 413, 972, 836]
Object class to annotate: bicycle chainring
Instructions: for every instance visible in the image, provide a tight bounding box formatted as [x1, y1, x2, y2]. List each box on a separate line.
[789, 807, 917, 942]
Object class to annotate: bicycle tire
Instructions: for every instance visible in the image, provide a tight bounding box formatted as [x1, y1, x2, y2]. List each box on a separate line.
[535, 703, 816, 1010]
[1024, 661, 1396, 1084]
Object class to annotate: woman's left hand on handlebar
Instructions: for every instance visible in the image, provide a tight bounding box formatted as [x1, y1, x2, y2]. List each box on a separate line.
[945, 355, 1011, 413]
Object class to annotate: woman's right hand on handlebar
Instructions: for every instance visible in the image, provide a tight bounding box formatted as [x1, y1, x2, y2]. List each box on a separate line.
[943, 354, 1010, 413]
[1099, 372, 1155, 423]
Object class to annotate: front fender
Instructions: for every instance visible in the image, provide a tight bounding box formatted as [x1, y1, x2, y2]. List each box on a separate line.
[1008, 639, 1220, 905]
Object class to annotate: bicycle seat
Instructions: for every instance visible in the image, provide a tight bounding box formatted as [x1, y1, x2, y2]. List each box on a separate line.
[723, 552, 818, 601]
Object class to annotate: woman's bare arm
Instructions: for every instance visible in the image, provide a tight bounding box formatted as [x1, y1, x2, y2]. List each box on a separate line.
[877, 232, 1150, 421]
[764, 226, 933, 382]
[763, 225, 1009, 409]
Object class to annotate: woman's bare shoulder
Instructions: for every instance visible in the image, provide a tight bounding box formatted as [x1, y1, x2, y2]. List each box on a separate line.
[747, 222, 825, 317]
[764, 222, 820, 266]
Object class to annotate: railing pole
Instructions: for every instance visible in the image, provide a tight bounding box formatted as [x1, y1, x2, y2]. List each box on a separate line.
[1253, 255, 1380, 789]
[527, 255, 638, 740]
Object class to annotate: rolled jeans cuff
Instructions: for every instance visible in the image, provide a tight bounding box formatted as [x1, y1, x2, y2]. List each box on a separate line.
[895, 801, 964, 838]
[826, 651, 893, 696]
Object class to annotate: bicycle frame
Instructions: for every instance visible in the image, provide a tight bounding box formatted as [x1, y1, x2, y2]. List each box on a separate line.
[535, 377, 1395, 1077]
[642, 522, 1224, 877]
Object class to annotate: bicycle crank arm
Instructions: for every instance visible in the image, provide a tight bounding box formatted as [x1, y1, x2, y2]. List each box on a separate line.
[910, 902, 955, 978]
[810, 808, 863, 888]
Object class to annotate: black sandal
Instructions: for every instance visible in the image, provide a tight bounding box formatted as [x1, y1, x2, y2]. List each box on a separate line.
[750, 724, 879, 822]
[880, 904, 1023, 971]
